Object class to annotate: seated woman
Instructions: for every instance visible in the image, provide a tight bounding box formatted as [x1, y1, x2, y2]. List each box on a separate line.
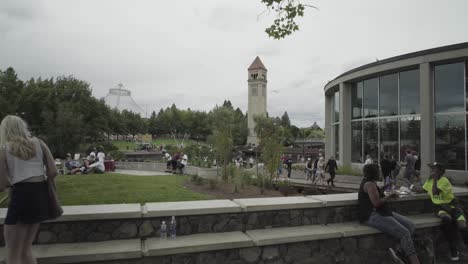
[358, 164, 420, 264]
[423, 162, 468, 261]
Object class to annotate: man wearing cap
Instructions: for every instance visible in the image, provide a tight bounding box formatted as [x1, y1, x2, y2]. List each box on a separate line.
[423, 162, 468, 261]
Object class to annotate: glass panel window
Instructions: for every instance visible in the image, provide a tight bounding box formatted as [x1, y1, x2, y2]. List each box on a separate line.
[334, 124, 339, 160]
[435, 115, 465, 170]
[334, 91, 340, 123]
[379, 74, 398, 116]
[400, 116, 420, 162]
[351, 121, 362, 163]
[363, 119, 378, 162]
[466, 61, 468, 111]
[363, 78, 378, 118]
[435, 62, 465, 113]
[380, 118, 399, 161]
[352, 82, 363, 119]
[399, 69, 420, 115]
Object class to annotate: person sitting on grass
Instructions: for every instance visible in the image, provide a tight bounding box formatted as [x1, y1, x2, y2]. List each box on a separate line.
[87, 157, 105, 174]
[163, 151, 172, 172]
[64, 153, 80, 174]
[178, 152, 188, 174]
[422, 162, 468, 262]
[358, 164, 420, 264]
[172, 152, 180, 174]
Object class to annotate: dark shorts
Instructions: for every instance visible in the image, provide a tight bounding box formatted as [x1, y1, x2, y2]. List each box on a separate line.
[5, 181, 49, 225]
[434, 203, 466, 221]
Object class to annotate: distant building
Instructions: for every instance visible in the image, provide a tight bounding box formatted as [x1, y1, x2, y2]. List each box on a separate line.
[103, 84, 146, 117]
[247, 56, 268, 145]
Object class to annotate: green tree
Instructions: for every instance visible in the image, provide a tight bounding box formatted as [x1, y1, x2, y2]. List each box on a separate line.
[0, 67, 24, 120]
[254, 116, 283, 194]
[211, 107, 235, 181]
[261, 0, 317, 39]
[280, 111, 291, 127]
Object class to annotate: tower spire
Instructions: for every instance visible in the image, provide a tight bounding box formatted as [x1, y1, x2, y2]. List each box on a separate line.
[248, 56, 267, 71]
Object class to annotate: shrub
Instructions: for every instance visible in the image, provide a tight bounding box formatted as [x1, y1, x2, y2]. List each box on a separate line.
[208, 179, 218, 190]
[336, 165, 362, 176]
[276, 180, 293, 196]
[191, 174, 199, 182]
[292, 164, 305, 171]
[109, 150, 125, 161]
[195, 176, 204, 185]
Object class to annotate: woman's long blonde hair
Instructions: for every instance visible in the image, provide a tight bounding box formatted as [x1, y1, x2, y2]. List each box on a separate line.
[0, 115, 37, 160]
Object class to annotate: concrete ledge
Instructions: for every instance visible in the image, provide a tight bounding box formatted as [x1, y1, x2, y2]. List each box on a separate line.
[245, 214, 441, 246]
[246, 225, 343, 246]
[0, 239, 142, 264]
[49, 204, 142, 222]
[145, 231, 253, 256]
[144, 200, 242, 217]
[307, 193, 358, 206]
[233, 197, 322, 212]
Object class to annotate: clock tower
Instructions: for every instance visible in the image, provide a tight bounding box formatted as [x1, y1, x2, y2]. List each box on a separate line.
[247, 56, 267, 145]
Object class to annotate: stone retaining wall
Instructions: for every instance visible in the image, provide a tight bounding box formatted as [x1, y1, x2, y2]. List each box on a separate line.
[88, 227, 446, 264]
[0, 197, 440, 246]
[115, 161, 219, 179]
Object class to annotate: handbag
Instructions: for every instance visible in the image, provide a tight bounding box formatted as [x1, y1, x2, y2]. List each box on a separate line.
[46, 175, 63, 220]
[40, 140, 63, 220]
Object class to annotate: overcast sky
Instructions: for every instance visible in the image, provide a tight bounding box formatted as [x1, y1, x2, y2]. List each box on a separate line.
[1, 0, 468, 127]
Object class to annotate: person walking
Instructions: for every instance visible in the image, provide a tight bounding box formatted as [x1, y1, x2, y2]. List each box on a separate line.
[402, 149, 416, 186]
[315, 157, 325, 185]
[305, 158, 313, 182]
[325, 156, 338, 186]
[285, 155, 293, 178]
[364, 154, 373, 165]
[358, 164, 420, 264]
[380, 155, 393, 190]
[0, 115, 60, 264]
[390, 155, 399, 180]
[312, 156, 319, 182]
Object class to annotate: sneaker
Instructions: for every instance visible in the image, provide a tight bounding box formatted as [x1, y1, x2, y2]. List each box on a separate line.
[388, 248, 405, 264]
[450, 248, 459, 261]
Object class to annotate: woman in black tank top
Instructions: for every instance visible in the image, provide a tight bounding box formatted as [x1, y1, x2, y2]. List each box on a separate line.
[358, 164, 420, 264]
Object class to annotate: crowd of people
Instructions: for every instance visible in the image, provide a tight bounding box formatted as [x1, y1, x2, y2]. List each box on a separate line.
[163, 151, 188, 174]
[64, 148, 106, 175]
[278, 154, 338, 186]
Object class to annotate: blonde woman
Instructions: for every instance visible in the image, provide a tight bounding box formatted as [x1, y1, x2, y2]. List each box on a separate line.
[0, 115, 58, 264]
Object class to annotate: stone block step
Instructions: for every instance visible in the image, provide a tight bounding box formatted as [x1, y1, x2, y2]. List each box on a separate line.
[0, 215, 440, 263]
[232, 196, 322, 212]
[245, 214, 440, 246]
[0, 239, 141, 264]
[143, 199, 242, 217]
[145, 231, 253, 257]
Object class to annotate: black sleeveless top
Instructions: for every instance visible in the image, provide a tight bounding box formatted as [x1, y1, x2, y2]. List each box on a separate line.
[358, 178, 393, 222]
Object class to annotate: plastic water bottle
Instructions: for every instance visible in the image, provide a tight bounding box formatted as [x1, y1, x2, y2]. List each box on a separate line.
[170, 216, 177, 239]
[160, 221, 167, 240]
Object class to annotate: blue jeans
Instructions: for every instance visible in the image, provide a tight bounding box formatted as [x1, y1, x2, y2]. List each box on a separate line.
[366, 211, 416, 257]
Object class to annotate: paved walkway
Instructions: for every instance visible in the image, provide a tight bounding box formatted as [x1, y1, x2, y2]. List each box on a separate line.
[112, 169, 173, 176]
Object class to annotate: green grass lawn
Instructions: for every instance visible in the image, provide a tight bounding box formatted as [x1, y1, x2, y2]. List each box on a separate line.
[0, 173, 211, 207]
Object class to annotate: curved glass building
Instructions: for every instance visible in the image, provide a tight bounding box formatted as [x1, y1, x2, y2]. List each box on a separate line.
[324, 42, 468, 183]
